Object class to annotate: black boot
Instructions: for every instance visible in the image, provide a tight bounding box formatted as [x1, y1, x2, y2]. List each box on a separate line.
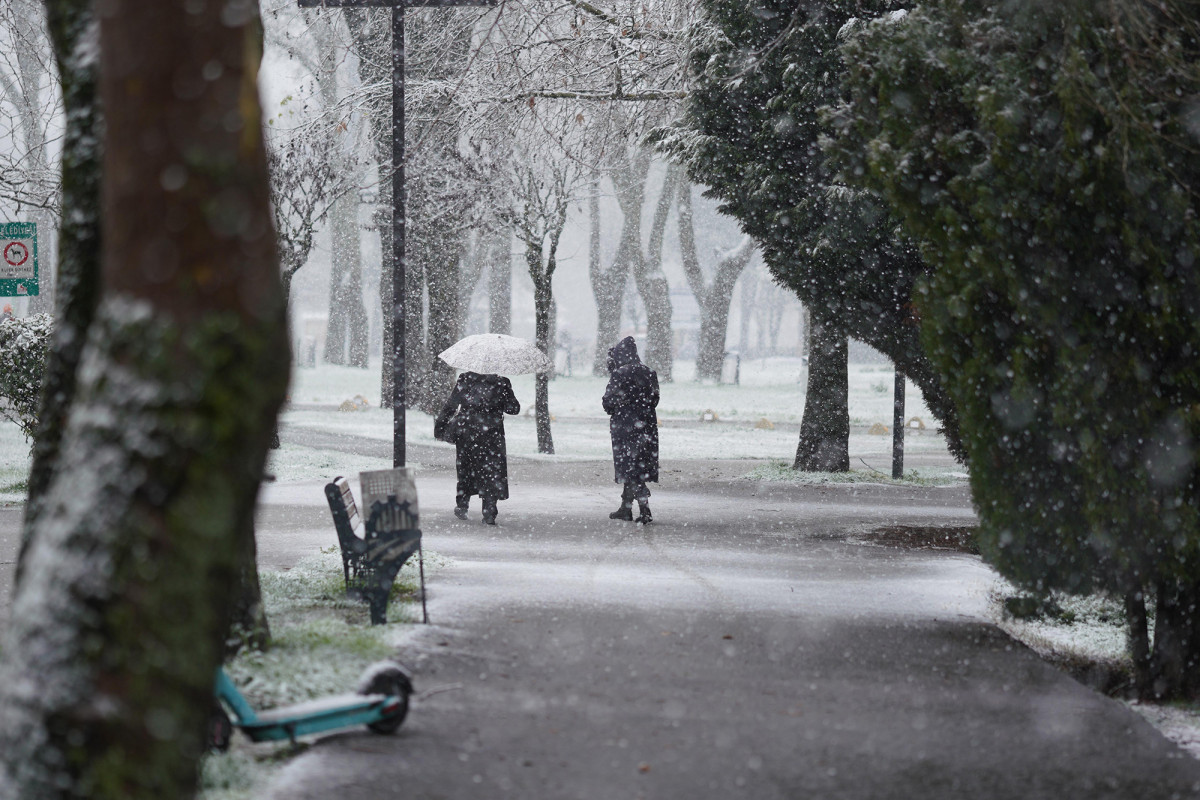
[482, 498, 497, 525]
[610, 485, 634, 520]
[454, 506, 468, 520]
[635, 500, 652, 525]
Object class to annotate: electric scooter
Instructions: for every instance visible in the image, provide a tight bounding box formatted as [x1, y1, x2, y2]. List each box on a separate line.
[210, 661, 413, 750]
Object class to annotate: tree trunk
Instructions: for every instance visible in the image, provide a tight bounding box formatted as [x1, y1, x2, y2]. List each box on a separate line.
[525, 243, 555, 454]
[590, 179, 626, 375]
[421, 239, 461, 413]
[1125, 586, 1152, 698]
[636, 163, 676, 381]
[1147, 579, 1200, 699]
[678, 180, 754, 383]
[794, 312, 849, 471]
[697, 294, 732, 382]
[20, 0, 103, 565]
[324, 190, 368, 367]
[488, 230, 512, 334]
[344, 8, 395, 406]
[737, 269, 758, 357]
[0, 4, 289, 797]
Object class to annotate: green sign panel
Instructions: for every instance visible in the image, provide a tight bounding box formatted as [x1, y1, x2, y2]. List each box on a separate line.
[0, 222, 38, 297]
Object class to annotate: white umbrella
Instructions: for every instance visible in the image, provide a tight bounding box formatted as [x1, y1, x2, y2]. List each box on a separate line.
[438, 333, 553, 376]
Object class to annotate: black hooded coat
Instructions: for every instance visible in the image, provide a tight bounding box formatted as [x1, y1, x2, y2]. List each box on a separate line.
[436, 372, 520, 499]
[603, 337, 660, 485]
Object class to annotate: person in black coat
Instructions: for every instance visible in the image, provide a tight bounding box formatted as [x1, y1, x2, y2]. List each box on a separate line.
[435, 371, 520, 525]
[602, 336, 660, 523]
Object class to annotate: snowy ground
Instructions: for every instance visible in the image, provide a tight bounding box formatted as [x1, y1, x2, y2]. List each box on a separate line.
[281, 357, 958, 473]
[4, 356, 1199, 793]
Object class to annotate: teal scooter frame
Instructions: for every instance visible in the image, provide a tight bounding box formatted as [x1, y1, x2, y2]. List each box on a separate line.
[211, 662, 412, 749]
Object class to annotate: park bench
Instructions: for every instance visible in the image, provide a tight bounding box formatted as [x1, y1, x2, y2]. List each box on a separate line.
[324, 475, 423, 624]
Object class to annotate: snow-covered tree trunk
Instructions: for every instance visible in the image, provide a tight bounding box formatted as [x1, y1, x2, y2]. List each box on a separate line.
[486, 228, 511, 334]
[419, 229, 463, 413]
[307, 12, 368, 370]
[793, 312, 849, 472]
[406, 10, 475, 413]
[343, 8, 395, 407]
[324, 190, 369, 367]
[0, 3, 289, 797]
[20, 0, 102, 558]
[598, 153, 650, 370]
[531, 260, 556, 455]
[737, 268, 758, 357]
[677, 180, 754, 382]
[638, 162, 677, 381]
[589, 181, 625, 375]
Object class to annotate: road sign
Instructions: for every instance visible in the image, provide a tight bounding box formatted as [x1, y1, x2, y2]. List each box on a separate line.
[0, 222, 38, 297]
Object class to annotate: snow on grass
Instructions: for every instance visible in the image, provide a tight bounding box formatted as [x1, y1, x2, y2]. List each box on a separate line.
[987, 582, 1200, 761]
[264, 441, 392, 484]
[990, 585, 1130, 668]
[283, 404, 956, 464]
[198, 548, 442, 799]
[742, 460, 968, 487]
[288, 357, 938, 428]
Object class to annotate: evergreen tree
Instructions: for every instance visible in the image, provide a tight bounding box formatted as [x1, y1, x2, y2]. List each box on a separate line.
[658, 0, 965, 464]
[829, 0, 1200, 698]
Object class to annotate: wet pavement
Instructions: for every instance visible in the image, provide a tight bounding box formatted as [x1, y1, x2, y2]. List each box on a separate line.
[3, 430, 1198, 798]
[256, 432, 1200, 800]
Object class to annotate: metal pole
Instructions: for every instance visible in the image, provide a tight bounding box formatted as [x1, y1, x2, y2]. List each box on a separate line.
[392, 6, 406, 468]
[892, 367, 905, 479]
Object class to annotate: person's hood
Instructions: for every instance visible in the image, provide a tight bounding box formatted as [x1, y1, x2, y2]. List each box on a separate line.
[609, 336, 641, 369]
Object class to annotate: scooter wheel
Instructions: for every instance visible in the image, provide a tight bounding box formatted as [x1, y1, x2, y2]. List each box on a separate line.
[360, 666, 412, 734]
[209, 704, 233, 752]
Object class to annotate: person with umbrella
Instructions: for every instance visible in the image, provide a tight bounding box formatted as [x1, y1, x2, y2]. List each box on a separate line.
[603, 336, 660, 524]
[435, 334, 552, 525]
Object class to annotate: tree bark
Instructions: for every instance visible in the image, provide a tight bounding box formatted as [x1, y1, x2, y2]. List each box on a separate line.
[590, 177, 627, 375]
[488, 229, 512, 334]
[534, 271, 555, 455]
[635, 162, 676, 381]
[0, 3, 289, 797]
[305, 13, 369, 370]
[737, 268, 758, 357]
[344, 8, 395, 407]
[794, 312, 849, 472]
[20, 0, 102, 565]
[1125, 586, 1152, 698]
[420, 233, 462, 413]
[324, 183, 368, 368]
[678, 180, 755, 382]
[1148, 579, 1200, 699]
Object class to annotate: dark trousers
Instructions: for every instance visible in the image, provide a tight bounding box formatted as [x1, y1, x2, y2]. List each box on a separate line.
[457, 484, 497, 517]
[620, 481, 650, 507]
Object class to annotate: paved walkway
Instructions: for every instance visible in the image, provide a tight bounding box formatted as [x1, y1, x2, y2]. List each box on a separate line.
[254, 431, 1200, 800]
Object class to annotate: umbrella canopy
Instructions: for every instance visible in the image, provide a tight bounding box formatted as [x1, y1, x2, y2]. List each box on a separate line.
[438, 334, 553, 376]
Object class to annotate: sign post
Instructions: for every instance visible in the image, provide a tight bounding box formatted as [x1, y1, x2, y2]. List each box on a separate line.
[0, 222, 38, 297]
[892, 368, 905, 479]
[298, 0, 494, 468]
